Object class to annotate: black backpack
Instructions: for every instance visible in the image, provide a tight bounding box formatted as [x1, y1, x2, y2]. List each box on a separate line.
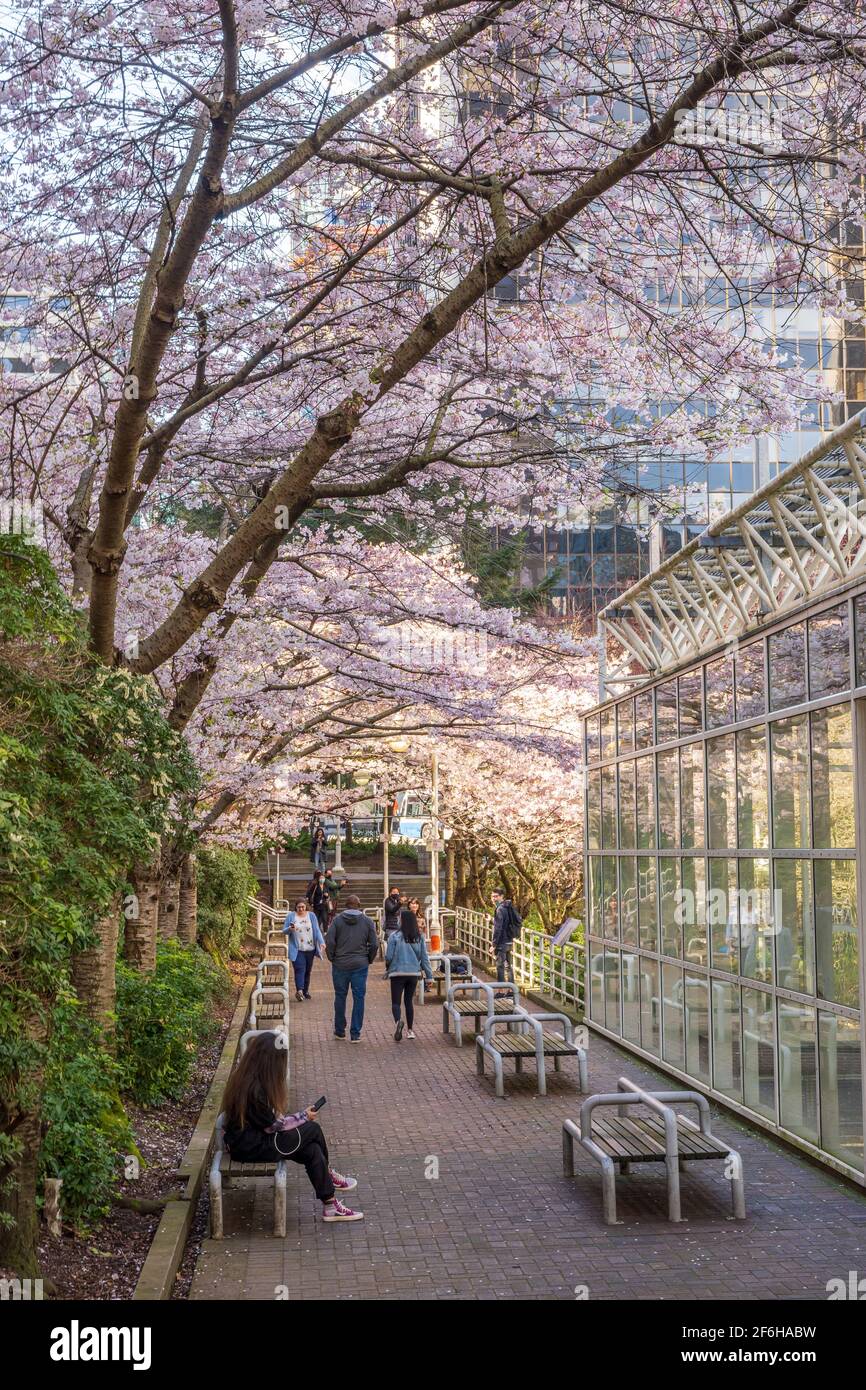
[504, 902, 523, 940]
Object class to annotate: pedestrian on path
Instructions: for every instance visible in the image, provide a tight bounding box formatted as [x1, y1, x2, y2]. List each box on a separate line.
[492, 888, 522, 983]
[310, 825, 327, 872]
[326, 894, 379, 1042]
[222, 1031, 363, 1222]
[382, 886, 403, 942]
[385, 908, 433, 1041]
[323, 867, 347, 924]
[306, 868, 327, 920]
[282, 898, 326, 1001]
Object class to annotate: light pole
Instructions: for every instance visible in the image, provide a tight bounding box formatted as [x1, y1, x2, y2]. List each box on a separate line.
[382, 792, 390, 907]
[334, 772, 343, 872]
[429, 748, 440, 947]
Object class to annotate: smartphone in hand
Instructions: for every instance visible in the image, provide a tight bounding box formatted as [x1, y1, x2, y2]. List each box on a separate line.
[310, 1095, 327, 1112]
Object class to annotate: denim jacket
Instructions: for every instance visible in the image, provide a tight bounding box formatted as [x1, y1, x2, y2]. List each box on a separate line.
[282, 911, 325, 961]
[385, 930, 433, 979]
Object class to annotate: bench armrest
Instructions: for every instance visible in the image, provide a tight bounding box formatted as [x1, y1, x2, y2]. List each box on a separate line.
[479, 1010, 532, 1043]
[446, 980, 493, 1005]
[616, 1077, 711, 1135]
[528, 1011, 574, 1044]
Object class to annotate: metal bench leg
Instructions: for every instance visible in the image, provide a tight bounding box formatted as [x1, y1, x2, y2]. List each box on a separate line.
[443, 1007, 449, 1034]
[515, 1055, 522, 1074]
[562, 1127, 575, 1177]
[493, 1052, 504, 1098]
[578, 1050, 588, 1093]
[476, 1040, 484, 1077]
[729, 1152, 746, 1219]
[665, 1153, 682, 1222]
[553, 1054, 561, 1072]
[209, 1170, 223, 1239]
[454, 1015, 463, 1047]
[274, 1163, 287, 1238]
[600, 1156, 618, 1225]
[535, 1035, 547, 1096]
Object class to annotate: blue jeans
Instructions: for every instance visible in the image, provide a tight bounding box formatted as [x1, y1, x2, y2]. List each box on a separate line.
[292, 949, 316, 995]
[332, 965, 368, 1039]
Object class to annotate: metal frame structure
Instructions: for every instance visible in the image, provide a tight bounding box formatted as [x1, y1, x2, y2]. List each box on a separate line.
[598, 410, 866, 700]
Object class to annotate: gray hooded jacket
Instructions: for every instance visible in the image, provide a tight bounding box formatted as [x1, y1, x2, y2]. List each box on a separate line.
[326, 908, 379, 972]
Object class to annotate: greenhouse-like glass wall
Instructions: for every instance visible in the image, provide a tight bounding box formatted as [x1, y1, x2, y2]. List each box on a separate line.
[584, 589, 866, 1179]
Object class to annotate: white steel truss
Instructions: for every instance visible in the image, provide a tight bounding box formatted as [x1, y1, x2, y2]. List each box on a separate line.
[598, 410, 866, 695]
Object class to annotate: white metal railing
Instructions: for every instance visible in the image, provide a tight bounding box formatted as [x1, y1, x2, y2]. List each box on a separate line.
[247, 894, 384, 940]
[448, 906, 585, 1015]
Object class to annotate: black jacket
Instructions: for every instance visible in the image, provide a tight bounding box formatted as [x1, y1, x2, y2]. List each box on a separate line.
[224, 1088, 280, 1164]
[383, 894, 403, 933]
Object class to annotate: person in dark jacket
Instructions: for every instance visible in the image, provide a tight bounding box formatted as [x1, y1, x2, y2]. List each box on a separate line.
[382, 886, 403, 940]
[326, 895, 379, 1042]
[306, 869, 327, 919]
[310, 826, 327, 872]
[492, 888, 517, 983]
[222, 1031, 362, 1221]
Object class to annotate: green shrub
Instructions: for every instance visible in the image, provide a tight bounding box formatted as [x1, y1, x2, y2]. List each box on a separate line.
[115, 942, 229, 1105]
[38, 992, 134, 1230]
[197, 846, 258, 958]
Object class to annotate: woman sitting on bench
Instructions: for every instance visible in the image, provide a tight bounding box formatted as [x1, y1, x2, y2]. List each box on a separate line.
[222, 1032, 363, 1222]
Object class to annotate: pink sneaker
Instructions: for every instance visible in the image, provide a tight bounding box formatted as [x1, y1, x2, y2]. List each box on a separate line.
[329, 1168, 357, 1192]
[323, 1197, 364, 1221]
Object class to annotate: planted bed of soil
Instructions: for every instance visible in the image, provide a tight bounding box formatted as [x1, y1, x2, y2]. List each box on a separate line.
[35, 950, 255, 1301]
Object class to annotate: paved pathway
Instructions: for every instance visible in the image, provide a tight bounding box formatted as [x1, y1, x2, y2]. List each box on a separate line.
[190, 970, 866, 1301]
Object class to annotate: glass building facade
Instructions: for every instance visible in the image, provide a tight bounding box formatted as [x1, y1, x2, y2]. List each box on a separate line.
[583, 587, 866, 1181]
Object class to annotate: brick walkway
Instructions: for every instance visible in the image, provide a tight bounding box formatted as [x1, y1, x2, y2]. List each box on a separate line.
[190, 969, 866, 1301]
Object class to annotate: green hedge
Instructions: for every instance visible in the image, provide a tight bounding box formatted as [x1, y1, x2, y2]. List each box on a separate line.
[197, 846, 258, 958]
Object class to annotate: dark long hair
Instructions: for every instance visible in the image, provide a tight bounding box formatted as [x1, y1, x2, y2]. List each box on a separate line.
[223, 1032, 289, 1130]
[400, 909, 421, 943]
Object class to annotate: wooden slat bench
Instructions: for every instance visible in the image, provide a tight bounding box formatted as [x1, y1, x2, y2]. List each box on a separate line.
[423, 952, 474, 1004]
[476, 1012, 588, 1097]
[443, 980, 520, 1045]
[562, 1076, 746, 1225]
[209, 1029, 291, 1239]
[250, 985, 289, 1030]
[257, 959, 289, 989]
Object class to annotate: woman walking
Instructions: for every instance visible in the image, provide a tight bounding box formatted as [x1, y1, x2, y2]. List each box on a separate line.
[310, 826, 327, 873]
[222, 1032, 362, 1222]
[283, 897, 325, 1001]
[306, 868, 327, 922]
[385, 908, 433, 1041]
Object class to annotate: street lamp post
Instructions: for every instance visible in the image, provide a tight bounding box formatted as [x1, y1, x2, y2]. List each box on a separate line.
[382, 794, 390, 907]
[429, 749, 440, 948]
[334, 772, 343, 872]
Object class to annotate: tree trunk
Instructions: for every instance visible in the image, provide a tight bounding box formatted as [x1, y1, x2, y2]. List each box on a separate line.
[445, 839, 456, 906]
[124, 854, 161, 972]
[71, 894, 121, 1027]
[177, 853, 198, 945]
[0, 1011, 48, 1276]
[158, 872, 180, 940]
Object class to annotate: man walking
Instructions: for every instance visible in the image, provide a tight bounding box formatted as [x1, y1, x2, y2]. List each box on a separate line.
[491, 888, 521, 983]
[326, 894, 379, 1042]
[382, 886, 403, 942]
[323, 867, 347, 924]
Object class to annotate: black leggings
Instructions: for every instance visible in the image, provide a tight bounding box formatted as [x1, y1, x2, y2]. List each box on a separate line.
[273, 1120, 334, 1201]
[390, 977, 418, 1028]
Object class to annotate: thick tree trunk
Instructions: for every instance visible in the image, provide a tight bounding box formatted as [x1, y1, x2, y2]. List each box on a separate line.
[177, 854, 198, 945]
[71, 894, 121, 1027]
[125, 855, 161, 972]
[445, 839, 456, 907]
[158, 872, 180, 940]
[0, 1011, 48, 1276]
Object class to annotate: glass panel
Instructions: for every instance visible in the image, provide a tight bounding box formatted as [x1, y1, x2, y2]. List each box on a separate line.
[736, 725, 769, 848]
[684, 971, 711, 1085]
[586, 771, 601, 849]
[680, 741, 705, 849]
[618, 857, 637, 946]
[601, 763, 617, 849]
[588, 939, 604, 1022]
[773, 859, 814, 995]
[660, 859, 682, 958]
[602, 856, 619, 940]
[640, 958, 661, 1056]
[621, 951, 641, 1044]
[617, 698, 635, 755]
[707, 734, 737, 849]
[739, 857, 772, 984]
[600, 706, 616, 761]
[655, 680, 678, 743]
[634, 690, 654, 748]
[819, 1011, 863, 1172]
[855, 595, 866, 687]
[708, 857, 738, 973]
[778, 1001, 819, 1144]
[638, 856, 658, 951]
[743, 987, 776, 1121]
[681, 857, 707, 965]
[769, 623, 807, 711]
[662, 963, 685, 1069]
[587, 858, 603, 937]
[678, 670, 703, 736]
[604, 947, 622, 1033]
[706, 653, 734, 728]
[656, 750, 680, 849]
[811, 705, 854, 849]
[712, 980, 743, 1102]
[635, 755, 656, 849]
[771, 716, 810, 848]
[736, 640, 766, 720]
[586, 713, 600, 763]
[815, 859, 859, 1009]
[618, 760, 636, 850]
[808, 604, 850, 700]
